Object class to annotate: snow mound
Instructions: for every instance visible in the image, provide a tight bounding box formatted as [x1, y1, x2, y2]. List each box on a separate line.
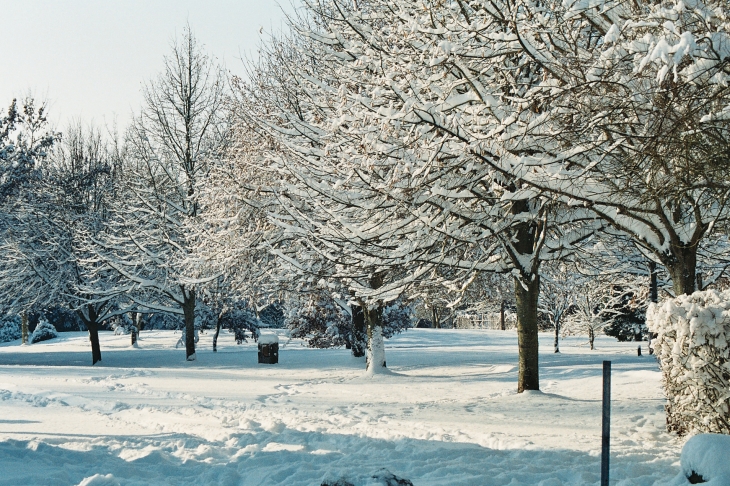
[76, 474, 120, 486]
[30, 319, 58, 344]
[674, 434, 730, 485]
[259, 333, 279, 344]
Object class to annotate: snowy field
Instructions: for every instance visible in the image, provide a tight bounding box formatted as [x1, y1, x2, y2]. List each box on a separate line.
[0, 329, 685, 485]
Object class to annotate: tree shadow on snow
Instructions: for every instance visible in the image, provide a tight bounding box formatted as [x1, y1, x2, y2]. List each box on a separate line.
[0, 424, 678, 486]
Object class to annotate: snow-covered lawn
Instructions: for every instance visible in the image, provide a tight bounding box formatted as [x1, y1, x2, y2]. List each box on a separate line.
[0, 329, 684, 485]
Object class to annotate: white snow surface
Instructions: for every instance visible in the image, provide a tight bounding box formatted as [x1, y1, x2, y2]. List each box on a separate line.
[671, 434, 730, 485]
[0, 329, 687, 485]
[258, 334, 279, 345]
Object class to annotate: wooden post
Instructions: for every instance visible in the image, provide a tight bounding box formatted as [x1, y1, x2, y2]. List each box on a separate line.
[601, 361, 611, 486]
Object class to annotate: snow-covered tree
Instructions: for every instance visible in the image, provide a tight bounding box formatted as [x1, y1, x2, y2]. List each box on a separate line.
[0, 112, 123, 363]
[539, 263, 576, 353]
[239, 0, 604, 389]
[0, 98, 56, 204]
[564, 272, 645, 350]
[93, 26, 228, 361]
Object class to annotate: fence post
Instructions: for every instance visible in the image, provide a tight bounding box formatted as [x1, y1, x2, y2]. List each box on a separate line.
[601, 360, 611, 486]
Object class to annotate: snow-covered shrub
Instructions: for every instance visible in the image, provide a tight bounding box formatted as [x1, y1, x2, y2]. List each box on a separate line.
[647, 290, 730, 435]
[218, 303, 259, 344]
[109, 314, 135, 335]
[382, 300, 413, 338]
[147, 312, 183, 330]
[286, 295, 350, 348]
[0, 314, 22, 342]
[43, 306, 84, 332]
[259, 302, 285, 328]
[30, 318, 58, 344]
[194, 302, 216, 331]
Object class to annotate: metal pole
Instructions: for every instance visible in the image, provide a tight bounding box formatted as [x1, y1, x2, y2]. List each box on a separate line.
[601, 360, 611, 486]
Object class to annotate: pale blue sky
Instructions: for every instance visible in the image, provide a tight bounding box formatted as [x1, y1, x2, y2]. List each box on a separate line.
[0, 1, 296, 130]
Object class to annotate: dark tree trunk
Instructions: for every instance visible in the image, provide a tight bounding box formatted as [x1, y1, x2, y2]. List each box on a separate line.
[77, 305, 102, 365]
[666, 244, 697, 296]
[432, 307, 441, 329]
[213, 316, 222, 352]
[553, 319, 560, 353]
[514, 274, 540, 392]
[510, 198, 542, 393]
[88, 323, 102, 364]
[649, 261, 658, 304]
[648, 261, 658, 354]
[351, 304, 366, 358]
[500, 300, 506, 330]
[182, 288, 196, 361]
[131, 327, 138, 346]
[21, 312, 28, 345]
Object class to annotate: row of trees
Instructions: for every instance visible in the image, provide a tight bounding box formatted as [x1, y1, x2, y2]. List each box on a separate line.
[3, 0, 730, 392]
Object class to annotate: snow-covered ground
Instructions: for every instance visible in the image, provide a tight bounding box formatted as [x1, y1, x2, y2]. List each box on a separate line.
[0, 329, 686, 485]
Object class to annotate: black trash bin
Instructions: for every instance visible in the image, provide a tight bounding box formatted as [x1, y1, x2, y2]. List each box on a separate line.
[258, 334, 279, 364]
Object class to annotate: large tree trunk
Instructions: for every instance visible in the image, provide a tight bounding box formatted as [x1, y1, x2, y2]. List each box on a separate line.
[21, 312, 28, 345]
[553, 318, 560, 353]
[213, 315, 222, 352]
[182, 288, 196, 361]
[88, 323, 102, 364]
[514, 274, 540, 392]
[365, 304, 386, 373]
[77, 305, 102, 365]
[649, 261, 658, 303]
[510, 198, 542, 393]
[666, 244, 697, 296]
[351, 304, 366, 358]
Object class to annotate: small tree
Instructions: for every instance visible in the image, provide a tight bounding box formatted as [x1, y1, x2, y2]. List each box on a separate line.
[95, 26, 227, 361]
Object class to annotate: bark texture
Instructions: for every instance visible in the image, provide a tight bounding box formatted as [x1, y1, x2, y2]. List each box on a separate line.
[182, 288, 196, 361]
[350, 304, 366, 358]
[21, 313, 28, 345]
[77, 305, 102, 365]
[666, 244, 697, 296]
[514, 275, 540, 392]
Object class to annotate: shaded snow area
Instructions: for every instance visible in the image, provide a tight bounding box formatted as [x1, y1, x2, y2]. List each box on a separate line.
[0, 330, 685, 485]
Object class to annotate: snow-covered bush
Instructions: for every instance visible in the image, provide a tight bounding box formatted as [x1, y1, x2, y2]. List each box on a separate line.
[0, 314, 22, 342]
[382, 300, 413, 338]
[286, 296, 351, 348]
[109, 314, 135, 335]
[259, 302, 285, 328]
[286, 295, 412, 349]
[30, 318, 58, 344]
[647, 290, 730, 435]
[146, 312, 183, 330]
[220, 305, 259, 344]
